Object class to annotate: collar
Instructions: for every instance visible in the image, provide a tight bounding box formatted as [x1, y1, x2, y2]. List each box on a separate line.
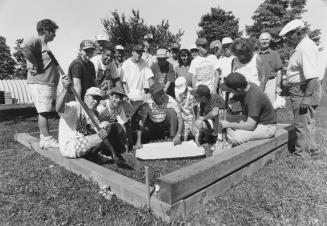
[259, 48, 272, 54]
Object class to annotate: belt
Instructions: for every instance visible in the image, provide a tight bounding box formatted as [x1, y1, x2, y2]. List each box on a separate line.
[266, 77, 275, 81]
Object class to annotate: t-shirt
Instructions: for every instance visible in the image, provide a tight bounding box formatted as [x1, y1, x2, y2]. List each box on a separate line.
[90, 55, 119, 88]
[175, 65, 193, 87]
[151, 62, 175, 87]
[189, 54, 219, 92]
[68, 56, 96, 99]
[217, 55, 234, 81]
[194, 93, 225, 118]
[242, 84, 276, 125]
[145, 95, 181, 123]
[286, 35, 321, 84]
[23, 36, 60, 86]
[232, 54, 261, 87]
[120, 58, 154, 93]
[258, 48, 283, 79]
[58, 101, 100, 158]
[97, 99, 128, 125]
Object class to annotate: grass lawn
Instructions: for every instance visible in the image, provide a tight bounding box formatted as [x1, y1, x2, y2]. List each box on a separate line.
[1, 92, 327, 225]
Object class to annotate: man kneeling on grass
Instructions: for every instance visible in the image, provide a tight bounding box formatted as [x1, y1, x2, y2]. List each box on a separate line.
[220, 72, 277, 146]
[56, 75, 121, 161]
[135, 84, 183, 148]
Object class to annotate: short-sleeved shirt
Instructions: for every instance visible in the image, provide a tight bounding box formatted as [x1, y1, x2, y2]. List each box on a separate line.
[189, 54, 219, 91]
[58, 101, 100, 157]
[23, 36, 60, 86]
[258, 48, 283, 79]
[145, 95, 181, 123]
[97, 99, 128, 125]
[175, 65, 193, 87]
[120, 58, 154, 93]
[242, 84, 276, 125]
[90, 55, 119, 87]
[151, 62, 175, 87]
[68, 56, 96, 99]
[286, 35, 321, 84]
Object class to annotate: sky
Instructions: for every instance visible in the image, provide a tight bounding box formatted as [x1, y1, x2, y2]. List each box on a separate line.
[0, 0, 326, 71]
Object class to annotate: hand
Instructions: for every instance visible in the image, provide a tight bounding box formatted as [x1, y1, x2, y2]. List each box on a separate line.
[300, 96, 311, 112]
[134, 142, 143, 150]
[198, 116, 205, 121]
[62, 75, 71, 89]
[172, 135, 181, 146]
[275, 86, 282, 95]
[98, 128, 108, 140]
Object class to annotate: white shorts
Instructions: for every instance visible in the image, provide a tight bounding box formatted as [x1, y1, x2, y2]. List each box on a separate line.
[28, 84, 57, 113]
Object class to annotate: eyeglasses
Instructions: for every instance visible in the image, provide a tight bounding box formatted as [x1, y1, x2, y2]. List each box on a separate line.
[111, 94, 124, 100]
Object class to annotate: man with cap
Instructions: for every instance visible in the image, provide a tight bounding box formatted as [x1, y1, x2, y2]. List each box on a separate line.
[68, 40, 96, 100]
[191, 84, 225, 145]
[142, 34, 157, 67]
[217, 37, 234, 83]
[279, 19, 322, 157]
[151, 48, 176, 97]
[167, 43, 181, 70]
[120, 44, 154, 95]
[189, 37, 220, 93]
[90, 46, 123, 95]
[135, 84, 183, 148]
[95, 34, 109, 55]
[175, 76, 195, 141]
[210, 40, 222, 59]
[219, 72, 277, 146]
[22, 19, 60, 149]
[56, 75, 113, 160]
[190, 45, 199, 59]
[258, 32, 283, 106]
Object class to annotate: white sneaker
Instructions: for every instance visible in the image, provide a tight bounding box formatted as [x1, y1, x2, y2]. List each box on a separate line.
[41, 136, 58, 149]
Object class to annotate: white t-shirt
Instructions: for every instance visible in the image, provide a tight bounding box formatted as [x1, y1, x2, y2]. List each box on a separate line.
[189, 54, 219, 91]
[58, 102, 100, 158]
[145, 95, 181, 123]
[120, 58, 154, 93]
[217, 55, 234, 80]
[286, 36, 321, 83]
[90, 55, 119, 80]
[97, 99, 128, 125]
[232, 54, 260, 86]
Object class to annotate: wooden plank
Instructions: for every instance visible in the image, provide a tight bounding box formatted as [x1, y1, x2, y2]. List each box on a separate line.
[15, 132, 173, 222]
[168, 143, 289, 220]
[156, 124, 295, 204]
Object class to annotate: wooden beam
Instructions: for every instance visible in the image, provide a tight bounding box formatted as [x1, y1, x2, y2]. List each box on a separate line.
[156, 124, 295, 204]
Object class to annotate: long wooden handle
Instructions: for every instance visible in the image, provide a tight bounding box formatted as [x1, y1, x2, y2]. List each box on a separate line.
[47, 50, 117, 158]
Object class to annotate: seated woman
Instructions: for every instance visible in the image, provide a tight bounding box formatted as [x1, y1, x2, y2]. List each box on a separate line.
[220, 72, 277, 146]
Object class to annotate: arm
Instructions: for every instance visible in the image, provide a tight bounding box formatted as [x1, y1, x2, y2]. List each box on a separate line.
[192, 73, 196, 89]
[256, 56, 266, 91]
[173, 113, 183, 145]
[275, 69, 282, 94]
[300, 78, 318, 111]
[73, 77, 82, 97]
[56, 75, 71, 113]
[164, 81, 171, 93]
[214, 70, 220, 94]
[201, 107, 219, 121]
[221, 116, 257, 131]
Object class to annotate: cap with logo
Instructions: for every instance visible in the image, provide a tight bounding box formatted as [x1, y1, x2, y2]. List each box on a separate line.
[95, 34, 108, 41]
[80, 40, 96, 50]
[85, 87, 103, 98]
[210, 40, 221, 49]
[279, 19, 305, 36]
[156, 49, 169, 58]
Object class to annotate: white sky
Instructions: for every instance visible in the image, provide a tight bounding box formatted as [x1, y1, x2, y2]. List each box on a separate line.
[0, 0, 326, 71]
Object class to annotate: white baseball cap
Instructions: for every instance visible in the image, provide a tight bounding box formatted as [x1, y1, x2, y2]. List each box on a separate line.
[222, 37, 233, 45]
[95, 34, 108, 41]
[115, 45, 125, 50]
[189, 44, 198, 50]
[279, 19, 305, 36]
[85, 87, 103, 98]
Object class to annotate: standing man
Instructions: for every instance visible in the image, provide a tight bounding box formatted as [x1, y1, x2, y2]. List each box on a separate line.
[95, 34, 109, 55]
[209, 40, 222, 59]
[120, 44, 154, 94]
[68, 40, 96, 100]
[279, 19, 322, 157]
[142, 34, 157, 67]
[258, 32, 283, 105]
[22, 19, 60, 148]
[91, 46, 123, 95]
[167, 43, 181, 70]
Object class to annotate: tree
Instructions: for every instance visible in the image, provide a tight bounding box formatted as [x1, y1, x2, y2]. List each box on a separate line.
[101, 10, 183, 53]
[197, 7, 240, 43]
[12, 38, 27, 79]
[0, 36, 16, 79]
[246, 0, 321, 61]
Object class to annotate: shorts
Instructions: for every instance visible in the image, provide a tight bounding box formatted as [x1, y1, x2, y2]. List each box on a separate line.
[74, 136, 91, 158]
[28, 84, 57, 113]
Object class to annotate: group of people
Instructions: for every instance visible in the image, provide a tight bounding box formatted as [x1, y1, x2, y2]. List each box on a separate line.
[22, 18, 323, 161]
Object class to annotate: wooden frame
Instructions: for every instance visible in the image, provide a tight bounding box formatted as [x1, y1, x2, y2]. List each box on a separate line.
[15, 124, 295, 222]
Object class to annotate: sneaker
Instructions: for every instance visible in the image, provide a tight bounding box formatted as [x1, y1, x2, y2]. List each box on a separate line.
[42, 136, 58, 149]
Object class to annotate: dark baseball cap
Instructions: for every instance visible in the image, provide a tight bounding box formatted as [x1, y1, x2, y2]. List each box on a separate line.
[195, 37, 208, 46]
[190, 85, 211, 98]
[109, 86, 127, 97]
[133, 44, 144, 51]
[220, 72, 248, 92]
[149, 83, 164, 95]
[80, 40, 96, 50]
[170, 43, 180, 50]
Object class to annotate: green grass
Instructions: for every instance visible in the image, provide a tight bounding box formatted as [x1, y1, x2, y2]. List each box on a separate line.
[1, 93, 327, 225]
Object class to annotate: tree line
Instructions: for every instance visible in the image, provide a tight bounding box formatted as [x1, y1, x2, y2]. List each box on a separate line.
[0, 0, 320, 80]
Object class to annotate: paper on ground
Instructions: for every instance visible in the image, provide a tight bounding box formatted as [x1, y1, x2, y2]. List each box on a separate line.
[136, 140, 205, 160]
